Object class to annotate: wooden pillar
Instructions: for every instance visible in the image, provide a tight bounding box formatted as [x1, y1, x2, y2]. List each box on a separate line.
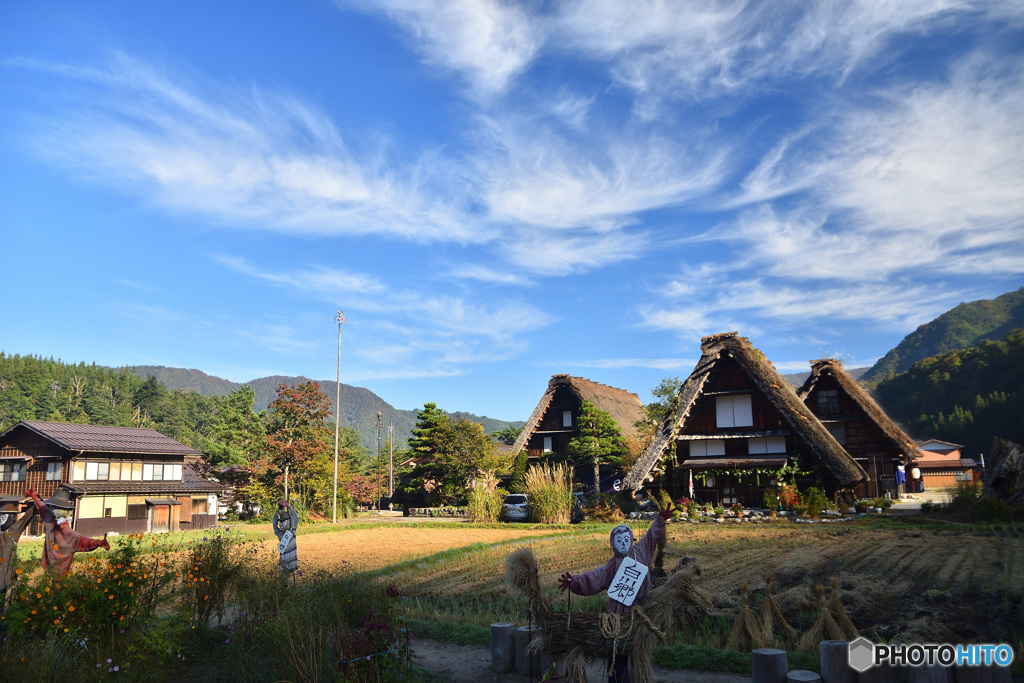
[906, 665, 952, 683]
[821, 640, 857, 683]
[516, 625, 541, 676]
[752, 647, 788, 683]
[788, 671, 822, 682]
[490, 622, 515, 673]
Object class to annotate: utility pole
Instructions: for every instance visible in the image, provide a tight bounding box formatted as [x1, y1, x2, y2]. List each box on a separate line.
[388, 422, 394, 499]
[376, 411, 383, 511]
[333, 311, 345, 523]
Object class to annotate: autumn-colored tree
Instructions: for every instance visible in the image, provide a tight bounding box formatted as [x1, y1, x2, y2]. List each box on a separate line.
[266, 382, 332, 502]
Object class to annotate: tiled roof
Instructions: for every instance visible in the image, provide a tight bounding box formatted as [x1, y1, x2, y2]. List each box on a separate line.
[4, 421, 202, 456]
[917, 458, 976, 469]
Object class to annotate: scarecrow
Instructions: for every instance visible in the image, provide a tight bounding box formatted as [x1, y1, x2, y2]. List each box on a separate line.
[557, 504, 673, 683]
[272, 498, 299, 577]
[1, 496, 37, 602]
[25, 488, 109, 576]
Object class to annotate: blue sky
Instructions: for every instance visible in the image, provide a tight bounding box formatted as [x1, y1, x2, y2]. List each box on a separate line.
[2, 1, 1023, 422]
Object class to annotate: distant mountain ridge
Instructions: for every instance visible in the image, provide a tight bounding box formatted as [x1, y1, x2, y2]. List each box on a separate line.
[861, 287, 1024, 384]
[782, 366, 869, 387]
[126, 365, 523, 450]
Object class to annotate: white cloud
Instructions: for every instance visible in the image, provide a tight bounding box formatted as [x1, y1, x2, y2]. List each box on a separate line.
[18, 52, 481, 243]
[448, 264, 534, 286]
[341, 0, 543, 96]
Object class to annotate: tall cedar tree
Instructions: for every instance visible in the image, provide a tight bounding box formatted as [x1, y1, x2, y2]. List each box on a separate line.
[566, 399, 628, 496]
[203, 385, 266, 472]
[266, 382, 332, 501]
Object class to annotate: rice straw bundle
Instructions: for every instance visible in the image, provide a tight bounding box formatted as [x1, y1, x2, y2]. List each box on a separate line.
[504, 548, 711, 683]
[828, 577, 859, 639]
[798, 584, 847, 652]
[725, 584, 767, 652]
[758, 574, 797, 643]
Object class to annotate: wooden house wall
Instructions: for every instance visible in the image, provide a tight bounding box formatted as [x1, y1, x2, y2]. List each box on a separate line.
[524, 385, 579, 457]
[0, 430, 67, 498]
[804, 374, 904, 460]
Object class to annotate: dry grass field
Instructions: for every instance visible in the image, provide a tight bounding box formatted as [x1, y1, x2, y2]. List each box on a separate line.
[312, 517, 1024, 660]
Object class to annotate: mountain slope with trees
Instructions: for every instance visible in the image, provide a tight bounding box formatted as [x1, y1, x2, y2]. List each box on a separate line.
[862, 287, 1024, 384]
[127, 365, 522, 449]
[872, 328, 1024, 459]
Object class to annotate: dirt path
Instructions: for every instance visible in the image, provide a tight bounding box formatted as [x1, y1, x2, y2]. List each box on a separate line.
[411, 638, 752, 683]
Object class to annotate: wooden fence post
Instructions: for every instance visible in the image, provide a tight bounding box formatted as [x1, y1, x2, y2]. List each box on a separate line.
[516, 625, 541, 676]
[821, 640, 857, 683]
[490, 622, 515, 673]
[752, 647, 789, 683]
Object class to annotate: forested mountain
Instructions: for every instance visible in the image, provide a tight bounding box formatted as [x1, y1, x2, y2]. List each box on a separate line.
[872, 329, 1024, 459]
[862, 287, 1024, 384]
[120, 365, 522, 450]
[782, 366, 869, 387]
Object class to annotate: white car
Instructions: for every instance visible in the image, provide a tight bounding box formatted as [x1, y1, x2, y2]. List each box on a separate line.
[500, 494, 529, 522]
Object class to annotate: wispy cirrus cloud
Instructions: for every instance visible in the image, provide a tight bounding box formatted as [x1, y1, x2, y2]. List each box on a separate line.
[214, 255, 555, 376]
[11, 52, 481, 244]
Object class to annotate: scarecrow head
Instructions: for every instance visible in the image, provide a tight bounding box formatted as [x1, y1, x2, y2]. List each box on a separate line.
[278, 499, 289, 509]
[609, 524, 634, 557]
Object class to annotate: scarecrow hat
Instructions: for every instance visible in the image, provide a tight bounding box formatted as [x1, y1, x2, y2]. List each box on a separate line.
[44, 488, 76, 511]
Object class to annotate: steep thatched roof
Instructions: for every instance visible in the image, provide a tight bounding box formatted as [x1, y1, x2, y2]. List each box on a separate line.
[510, 375, 646, 454]
[797, 359, 922, 462]
[624, 333, 867, 491]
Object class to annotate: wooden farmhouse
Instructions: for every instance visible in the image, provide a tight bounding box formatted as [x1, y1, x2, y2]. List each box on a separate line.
[623, 333, 866, 506]
[510, 374, 646, 491]
[0, 420, 226, 536]
[797, 359, 922, 499]
[915, 439, 976, 490]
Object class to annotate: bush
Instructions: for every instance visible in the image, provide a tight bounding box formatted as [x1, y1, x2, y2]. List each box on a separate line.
[586, 494, 625, 523]
[466, 483, 505, 523]
[524, 463, 574, 524]
[799, 487, 829, 517]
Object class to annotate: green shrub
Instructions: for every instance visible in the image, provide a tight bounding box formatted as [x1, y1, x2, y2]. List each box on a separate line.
[799, 487, 829, 517]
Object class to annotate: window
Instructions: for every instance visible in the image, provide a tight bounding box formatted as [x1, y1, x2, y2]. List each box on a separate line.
[0, 462, 27, 482]
[127, 505, 147, 521]
[689, 440, 725, 457]
[818, 389, 840, 414]
[748, 437, 787, 454]
[131, 463, 143, 481]
[542, 437, 553, 453]
[152, 465, 163, 481]
[562, 410, 572, 428]
[104, 508, 112, 518]
[192, 498, 208, 514]
[46, 461, 62, 481]
[170, 464, 182, 481]
[143, 464, 153, 481]
[84, 462, 111, 481]
[826, 423, 846, 445]
[716, 394, 753, 428]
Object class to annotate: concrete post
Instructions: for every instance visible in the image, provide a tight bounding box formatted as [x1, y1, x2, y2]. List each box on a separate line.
[821, 640, 857, 683]
[788, 671, 823, 682]
[490, 622, 515, 673]
[907, 665, 952, 683]
[516, 625, 541, 676]
[752, 647, 789, 683]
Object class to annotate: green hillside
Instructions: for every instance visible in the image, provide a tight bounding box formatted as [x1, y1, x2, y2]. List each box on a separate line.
[862, 287, 1024, 384]
[127, 366, 522, 450]
[872, 328, 1024, 459]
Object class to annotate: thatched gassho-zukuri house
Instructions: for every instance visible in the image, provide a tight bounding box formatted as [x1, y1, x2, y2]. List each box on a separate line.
[623, 333, 866, 505]
[510, 375, 646, 491]
[797, 359, 922, 499]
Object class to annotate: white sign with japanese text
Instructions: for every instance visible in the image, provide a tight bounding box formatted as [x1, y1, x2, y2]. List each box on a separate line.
[277, 530, 293, 554]
[607, 556, 649, 606]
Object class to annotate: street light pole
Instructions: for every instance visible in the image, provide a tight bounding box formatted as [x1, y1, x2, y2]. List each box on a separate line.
[333, 311, 346, 523]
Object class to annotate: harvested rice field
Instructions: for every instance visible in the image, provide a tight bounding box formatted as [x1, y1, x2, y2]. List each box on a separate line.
[344, 518, 1024, 658]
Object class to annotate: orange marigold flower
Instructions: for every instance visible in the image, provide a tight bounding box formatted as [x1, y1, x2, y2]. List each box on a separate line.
[69, 606, 75, 612]
[15, 569, 23, 575]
